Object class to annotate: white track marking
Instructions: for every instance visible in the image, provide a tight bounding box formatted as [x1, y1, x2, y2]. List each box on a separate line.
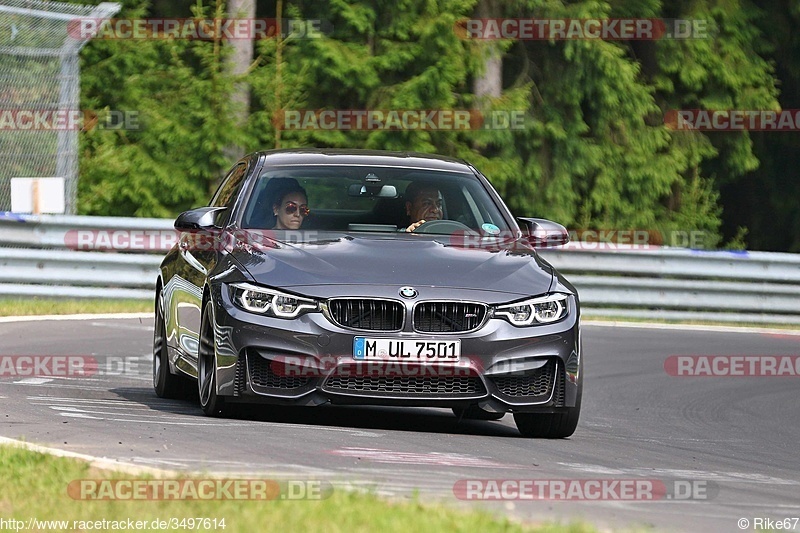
[328, 447, 519, 468]
[0, 436, 175, 476]
[13, 377, 53, 385]
[88, 321, 153, 331]
[558, 462, 800, 485]
[0, 312, 151, 323]
[60, 412, 101, 419]
[30, 396, 383, 436]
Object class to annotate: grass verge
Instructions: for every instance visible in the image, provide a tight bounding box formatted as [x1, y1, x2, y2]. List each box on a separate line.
[0, 445, 594, 532]
[0, 298, 151, 317]
[1, 298, 797, 332]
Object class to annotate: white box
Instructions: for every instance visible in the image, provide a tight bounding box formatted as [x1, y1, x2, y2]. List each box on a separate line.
[10, 177, 66, 214]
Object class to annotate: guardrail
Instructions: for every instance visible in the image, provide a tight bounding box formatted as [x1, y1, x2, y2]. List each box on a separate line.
[541, 248, 800, 324]
[1, 213, 799, 324]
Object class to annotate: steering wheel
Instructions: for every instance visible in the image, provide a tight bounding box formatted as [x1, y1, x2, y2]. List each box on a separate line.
[410, 219, 476, 235]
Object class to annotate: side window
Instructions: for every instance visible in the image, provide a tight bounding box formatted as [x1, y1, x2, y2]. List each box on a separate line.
[211, 164, 247, 208]
[210, 163, 247, 225]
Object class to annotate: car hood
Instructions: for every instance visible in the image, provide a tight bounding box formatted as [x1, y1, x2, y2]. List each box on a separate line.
[231, 232, 554, 300]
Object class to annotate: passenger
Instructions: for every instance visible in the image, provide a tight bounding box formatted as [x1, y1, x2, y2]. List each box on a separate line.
[273, 184, 309, 230]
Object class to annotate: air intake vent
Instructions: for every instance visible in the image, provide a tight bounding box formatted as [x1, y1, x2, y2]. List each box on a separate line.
[491, 359, 557, 398]
[324, 375, 486, 396]
[327, 299, 404, 331]
[413, 301, 487, 332]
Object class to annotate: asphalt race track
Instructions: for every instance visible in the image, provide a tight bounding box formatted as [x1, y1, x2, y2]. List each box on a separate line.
[2, 316, 799, 531]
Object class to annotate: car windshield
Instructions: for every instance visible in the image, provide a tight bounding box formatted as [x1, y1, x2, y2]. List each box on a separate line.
[240, 165, 512, 235]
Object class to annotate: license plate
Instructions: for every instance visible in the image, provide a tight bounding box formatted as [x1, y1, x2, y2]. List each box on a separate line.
[353, 337, 461, 361]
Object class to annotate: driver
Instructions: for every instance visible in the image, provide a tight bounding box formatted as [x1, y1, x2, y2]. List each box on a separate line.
[404, 181, 443, 232]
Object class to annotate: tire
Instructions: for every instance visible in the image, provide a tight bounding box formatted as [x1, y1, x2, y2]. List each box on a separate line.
[513, 385, 582, 438]
[197, 300, 229, 417]
[153, 291, 189, 399]
[452, 406, 505, 421]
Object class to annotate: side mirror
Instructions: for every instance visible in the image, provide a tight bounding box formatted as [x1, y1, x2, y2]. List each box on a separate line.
[174, 207, 227, 231]
[517, 217, 569, 247]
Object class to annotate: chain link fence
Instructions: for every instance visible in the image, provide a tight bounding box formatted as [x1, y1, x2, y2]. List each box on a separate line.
[0, 0, 118, 214]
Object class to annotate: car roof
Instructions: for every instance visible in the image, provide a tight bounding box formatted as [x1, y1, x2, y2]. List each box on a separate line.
[255, 148, 474, 174]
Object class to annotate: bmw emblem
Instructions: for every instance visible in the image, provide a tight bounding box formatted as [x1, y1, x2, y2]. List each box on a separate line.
[399, 286, 418, 299]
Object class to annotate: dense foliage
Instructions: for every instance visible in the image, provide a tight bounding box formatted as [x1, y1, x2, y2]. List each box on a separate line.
[72, 0, 798, 251]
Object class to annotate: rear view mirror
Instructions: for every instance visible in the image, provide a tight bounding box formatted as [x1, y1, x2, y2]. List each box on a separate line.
[517, 217, 569, 247]
[348, 172, 398, 198]
[347, 183, 398, 198]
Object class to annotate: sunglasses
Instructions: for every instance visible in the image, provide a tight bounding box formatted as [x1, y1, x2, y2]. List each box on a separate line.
[283, 201, 310, 217]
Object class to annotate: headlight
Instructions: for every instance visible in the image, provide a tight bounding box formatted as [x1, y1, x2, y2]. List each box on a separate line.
[229, 283, 318, 318]
[494, 293, 569, 326]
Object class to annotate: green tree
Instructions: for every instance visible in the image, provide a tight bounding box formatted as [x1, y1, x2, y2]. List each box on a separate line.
[71, 0, 787, 252]
[76, 0, 246, 217]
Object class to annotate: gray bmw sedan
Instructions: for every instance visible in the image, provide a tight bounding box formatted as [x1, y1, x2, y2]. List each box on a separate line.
[154, 149, 582, 438]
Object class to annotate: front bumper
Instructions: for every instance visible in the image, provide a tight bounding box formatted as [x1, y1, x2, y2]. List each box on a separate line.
[210, 284, 581, 413]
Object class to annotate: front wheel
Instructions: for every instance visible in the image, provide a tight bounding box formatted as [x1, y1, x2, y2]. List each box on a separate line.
[515, 354, 583, 438]
[514, 381, 582, 438]
[513, 408, 580, 438]
[197, 300, 229, 417]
